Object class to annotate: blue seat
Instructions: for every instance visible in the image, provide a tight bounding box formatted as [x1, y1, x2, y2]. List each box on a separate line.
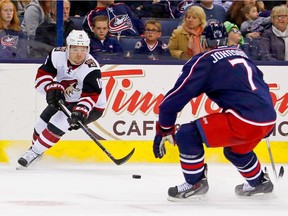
[141, 18, 180, 36]
[119, 36, 142, 53]
[69, 16, 85, 30]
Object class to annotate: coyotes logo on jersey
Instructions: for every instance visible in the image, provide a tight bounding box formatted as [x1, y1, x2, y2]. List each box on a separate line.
[60, 79, 80, 97]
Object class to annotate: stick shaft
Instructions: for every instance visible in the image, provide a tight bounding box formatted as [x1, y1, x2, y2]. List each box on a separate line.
[58, 100, 134, 165]
[265, 137, 278, 179]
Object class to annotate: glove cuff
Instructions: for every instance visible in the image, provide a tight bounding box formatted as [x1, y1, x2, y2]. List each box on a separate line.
[73, 105, 89, 118]
[156, 122, 175, 136]
[44, 82, 64, 92]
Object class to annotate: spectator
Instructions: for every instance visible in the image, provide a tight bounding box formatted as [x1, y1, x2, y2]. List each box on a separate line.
[124, 0, 176, 19]
[20, 0, 53, 40]
[226, 0, 266, 28]
[35, 0, 75, 47]
[196, 0, 226, 23]
[170, 0, 195, 19]
[89, 15, 123, 60]
[69, 0, 96, 17]
[214, 0, 232, 12]
[168, 5, 206, 60]
[224, 21, 260, 60]
[259, 5, 288, 61]
[16, 0, 30, 15]
[0, 0, 27, 58]
[83, 0, 144, 38]
[240, 4, 271, 39]
[133, 19, 170, 60]
[224, 21, 244, 46]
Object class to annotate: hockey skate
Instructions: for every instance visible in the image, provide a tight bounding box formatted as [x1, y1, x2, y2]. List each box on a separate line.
[235, 172, 274, 197]
[18, 148, 41, 167]
[168, 164, 209, 201]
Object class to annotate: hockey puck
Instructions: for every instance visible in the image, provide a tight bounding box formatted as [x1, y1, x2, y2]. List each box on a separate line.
[132, 174, 141, 179]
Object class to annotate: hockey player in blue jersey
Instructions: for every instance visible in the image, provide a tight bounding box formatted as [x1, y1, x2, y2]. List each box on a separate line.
[153, 21, 276, 200]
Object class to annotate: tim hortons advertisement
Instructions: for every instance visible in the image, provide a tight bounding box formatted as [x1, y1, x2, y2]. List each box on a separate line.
[0, 64, 287, 141]
[94, 64, 288, 141]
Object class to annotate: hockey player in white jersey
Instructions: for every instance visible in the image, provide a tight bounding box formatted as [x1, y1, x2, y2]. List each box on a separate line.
[18, 30, 106, 167]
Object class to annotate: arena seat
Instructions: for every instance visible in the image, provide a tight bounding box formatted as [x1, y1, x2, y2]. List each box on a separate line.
[119, 36, 142, 53]
[69, 16, 85, 30]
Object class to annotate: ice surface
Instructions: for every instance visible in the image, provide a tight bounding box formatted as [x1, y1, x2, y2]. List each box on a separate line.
[0, 161, 287, 216]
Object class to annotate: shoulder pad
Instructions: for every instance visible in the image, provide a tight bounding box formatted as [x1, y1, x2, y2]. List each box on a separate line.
[54, 47, 67, 52]
[85, 58, 98, 68]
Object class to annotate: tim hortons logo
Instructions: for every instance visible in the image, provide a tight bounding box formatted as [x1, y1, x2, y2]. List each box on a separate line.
[96, 68, 288, 139]
[102, 70, 288, 116]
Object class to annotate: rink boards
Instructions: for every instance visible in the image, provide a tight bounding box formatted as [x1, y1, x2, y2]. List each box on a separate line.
[1, 63, 288, 163]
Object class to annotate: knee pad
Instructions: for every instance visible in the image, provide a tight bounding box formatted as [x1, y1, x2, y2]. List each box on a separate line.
[175, 122, 203, 155]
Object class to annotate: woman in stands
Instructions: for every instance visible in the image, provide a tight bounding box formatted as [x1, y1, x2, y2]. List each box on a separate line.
[0, 0, 27, 58]
[259, 5, 288, 61]
[168, 5, 206, 60]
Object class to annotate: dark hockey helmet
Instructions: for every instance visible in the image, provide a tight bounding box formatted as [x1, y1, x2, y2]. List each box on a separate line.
[202, 21, 228, 48]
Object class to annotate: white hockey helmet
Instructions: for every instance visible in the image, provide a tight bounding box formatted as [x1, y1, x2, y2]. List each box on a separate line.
[66, 30, 90, 52]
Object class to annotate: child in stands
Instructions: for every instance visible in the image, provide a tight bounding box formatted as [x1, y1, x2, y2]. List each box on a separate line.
[89, 15, 123, 60]
[133, 19, 170, 60]
[240, 4, 271, 39]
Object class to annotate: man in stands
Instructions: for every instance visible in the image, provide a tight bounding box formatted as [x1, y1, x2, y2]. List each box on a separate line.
[83, 0, 144, 37]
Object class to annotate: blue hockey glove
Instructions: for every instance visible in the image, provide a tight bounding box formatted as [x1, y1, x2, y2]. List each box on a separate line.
[153, 122, 176, 158]
[45, 82, 65, 108]
[68, 105, 89, 130]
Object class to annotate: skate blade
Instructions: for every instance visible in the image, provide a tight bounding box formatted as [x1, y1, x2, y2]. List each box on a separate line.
[167, 194, 207, 202]
[236, 192, 276, 199]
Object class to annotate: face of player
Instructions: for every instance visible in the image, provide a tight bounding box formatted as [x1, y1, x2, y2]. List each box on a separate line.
[272, 13, 288, 32]
[144, 23, 161, 44]
[92, 20, 109, 40]
[69, 45, 88, 65]
[0, 2, 14, 23]
[185, 13, 201, 30]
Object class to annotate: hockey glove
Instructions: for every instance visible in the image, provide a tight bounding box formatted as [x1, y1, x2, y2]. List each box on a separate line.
[153, 122, 176, 158]
[68, 105, 89, 130]
[45, 82, 65, 108]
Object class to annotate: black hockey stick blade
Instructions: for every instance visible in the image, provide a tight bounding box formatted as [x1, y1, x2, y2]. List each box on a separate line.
[58, 100, 135, 165]
[278, 166, 284, 178]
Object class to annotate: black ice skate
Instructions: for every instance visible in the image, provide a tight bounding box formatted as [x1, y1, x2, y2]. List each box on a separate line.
[235, 172, 274, 197]
[18, 149, 40, 167]
[168, 164, 209, 201]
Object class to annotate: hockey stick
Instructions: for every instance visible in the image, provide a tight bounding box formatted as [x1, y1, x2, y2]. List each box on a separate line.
[58, 100, 135, 165]
[265, 137, 284, 179]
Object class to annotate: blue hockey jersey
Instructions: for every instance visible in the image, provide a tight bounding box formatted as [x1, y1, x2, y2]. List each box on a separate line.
[83, 3, 144, 37]
[159, 46, 276, 127]
[133, 38, 170, 60]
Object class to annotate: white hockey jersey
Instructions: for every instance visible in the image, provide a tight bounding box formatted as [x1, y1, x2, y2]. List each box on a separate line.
[35, 47, 106, 111]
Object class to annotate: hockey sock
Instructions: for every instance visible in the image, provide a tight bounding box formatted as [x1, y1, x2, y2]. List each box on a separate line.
[32, 128, 61, 154]
[224, 148, 263, 186]
[175, 122, 205, 185]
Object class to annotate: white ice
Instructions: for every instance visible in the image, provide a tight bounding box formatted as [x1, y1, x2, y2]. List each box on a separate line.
[0, 160, 287, 216]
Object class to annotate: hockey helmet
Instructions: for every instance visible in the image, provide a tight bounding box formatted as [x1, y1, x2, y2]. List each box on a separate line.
[66, 30, 90, 52]
[202, 21, 228, 48]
